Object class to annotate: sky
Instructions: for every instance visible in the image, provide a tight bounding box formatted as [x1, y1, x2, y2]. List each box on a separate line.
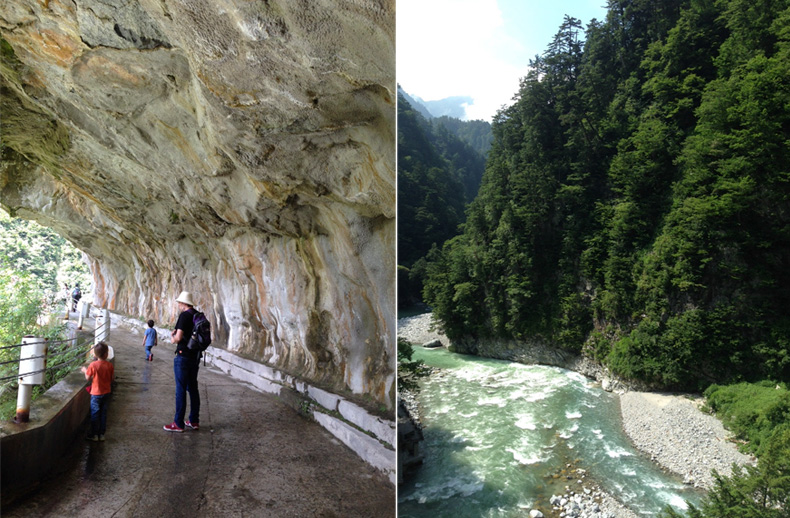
[397, 0, 609, 121]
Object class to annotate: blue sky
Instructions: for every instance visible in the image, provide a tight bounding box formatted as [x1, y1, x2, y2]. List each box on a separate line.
[397, 0, 609, 121]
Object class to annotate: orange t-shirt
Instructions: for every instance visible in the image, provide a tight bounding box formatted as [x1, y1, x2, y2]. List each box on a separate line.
[86, 359, 114, 395]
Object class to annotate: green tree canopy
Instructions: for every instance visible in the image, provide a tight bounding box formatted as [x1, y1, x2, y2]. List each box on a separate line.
[424, 0, 790, 389]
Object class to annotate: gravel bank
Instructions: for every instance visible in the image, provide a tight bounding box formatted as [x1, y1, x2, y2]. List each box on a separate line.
[398, 313, 450, 348]
[619, 391, 755, 490]
[398, 313, 755, 515]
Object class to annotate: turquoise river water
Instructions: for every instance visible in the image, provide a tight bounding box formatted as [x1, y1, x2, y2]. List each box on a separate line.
[398, 347, 703, 517]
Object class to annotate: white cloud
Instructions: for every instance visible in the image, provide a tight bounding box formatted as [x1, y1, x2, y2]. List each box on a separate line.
[398, 0, 527, 120]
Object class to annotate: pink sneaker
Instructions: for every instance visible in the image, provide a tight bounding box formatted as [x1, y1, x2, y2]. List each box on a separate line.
[163, 422, 184, 432]
[185, 420, 199, 430]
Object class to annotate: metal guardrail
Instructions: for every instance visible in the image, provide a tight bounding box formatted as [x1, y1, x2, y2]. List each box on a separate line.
[0, 318, 109, 384]
[1, 313, 112, 423]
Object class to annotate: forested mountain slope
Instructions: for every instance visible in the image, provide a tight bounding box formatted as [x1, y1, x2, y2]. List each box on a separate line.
[430, 116, 493, 158]
[424, 0, 790, 390]
[397, 93, 488, 306]
[397, 86, 434, 121]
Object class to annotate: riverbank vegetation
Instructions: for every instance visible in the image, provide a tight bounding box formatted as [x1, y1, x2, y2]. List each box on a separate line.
[397, 338, 431, 393]
[661, 382, 790, 517]
[704, 382, 790, 456]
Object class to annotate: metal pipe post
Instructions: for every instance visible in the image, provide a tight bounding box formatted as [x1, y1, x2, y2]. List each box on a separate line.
[95, 308, 110, 344]
[14, 384, 32, 423]
[77, 300, 91, 330]
[14, 336, 47, 423]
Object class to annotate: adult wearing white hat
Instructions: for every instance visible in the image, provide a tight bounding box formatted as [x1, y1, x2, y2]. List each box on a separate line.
[163, 291, 201, 433]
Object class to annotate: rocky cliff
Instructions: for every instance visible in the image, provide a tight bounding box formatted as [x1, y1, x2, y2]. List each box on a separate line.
[0, 0, 395, 409]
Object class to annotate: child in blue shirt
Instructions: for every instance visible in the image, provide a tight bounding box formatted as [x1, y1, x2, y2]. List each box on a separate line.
[143, 320, 157, 361]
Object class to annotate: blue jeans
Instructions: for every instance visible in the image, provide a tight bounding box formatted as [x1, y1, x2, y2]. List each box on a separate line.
[145, 345, 153, 359]
[90, 394, 110, 436]
[173, 354, 200, 428]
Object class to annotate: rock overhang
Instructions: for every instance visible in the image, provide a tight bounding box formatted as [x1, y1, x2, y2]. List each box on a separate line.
[0, 0, 395, 410]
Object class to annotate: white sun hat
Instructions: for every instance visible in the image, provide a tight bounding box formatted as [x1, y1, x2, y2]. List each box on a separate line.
[175, 291, 195, 306]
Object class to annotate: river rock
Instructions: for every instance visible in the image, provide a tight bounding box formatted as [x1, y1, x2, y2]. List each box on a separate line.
[0, 0, 395, 408]
[397, 399, 424, 484]
[423, 338, 443, 348]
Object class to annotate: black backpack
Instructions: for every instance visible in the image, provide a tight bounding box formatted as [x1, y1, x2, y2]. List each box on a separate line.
[187, 311, 212, 352]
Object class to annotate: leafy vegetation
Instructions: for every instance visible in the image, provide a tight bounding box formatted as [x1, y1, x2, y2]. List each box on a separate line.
[0, 210, 92, 419]
[430, 116, 493, 158]
[397, 337, 431, 393]
[0, 211, 90, 299]
[423, 0, 790, 391]
[661, 382, 790, 518]
[397, 91, 490, 307]
[0, 267, 89, 420]
[703, 382, 790, 457]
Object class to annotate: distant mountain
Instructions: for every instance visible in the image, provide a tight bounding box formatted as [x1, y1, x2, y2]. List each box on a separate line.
[397, 87, 493, 159]
[397, 86, 433, 120]
[397, 86, 476, 121]
[422, 96, 474, 120]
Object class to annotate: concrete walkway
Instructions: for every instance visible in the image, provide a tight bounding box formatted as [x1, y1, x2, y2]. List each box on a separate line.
[1, 319, 395, 517]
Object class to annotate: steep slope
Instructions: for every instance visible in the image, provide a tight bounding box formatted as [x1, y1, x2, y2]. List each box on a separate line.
[425, 2, 790, 390]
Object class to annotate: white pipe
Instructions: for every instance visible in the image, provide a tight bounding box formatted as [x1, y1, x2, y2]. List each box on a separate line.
[77, 301, 91, 330]
[15, 336, 47, 423]
[95, 308, 111, 344]
[15, 384, 32, 423]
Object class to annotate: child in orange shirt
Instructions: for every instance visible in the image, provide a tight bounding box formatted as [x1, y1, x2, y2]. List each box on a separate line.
[80, 342, 115, 441]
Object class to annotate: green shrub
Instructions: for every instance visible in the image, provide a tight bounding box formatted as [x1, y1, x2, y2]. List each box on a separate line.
[397, 338, 430, 393]
[704, 382, 790, 456]
[661, 424, 790, 518]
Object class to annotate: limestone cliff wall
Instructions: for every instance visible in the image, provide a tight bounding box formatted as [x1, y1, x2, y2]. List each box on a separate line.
[0, 0, 395, 408]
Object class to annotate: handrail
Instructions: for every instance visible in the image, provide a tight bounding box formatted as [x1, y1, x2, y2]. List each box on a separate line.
[0, 319, 109, 350]
[0, 318, 109, 384]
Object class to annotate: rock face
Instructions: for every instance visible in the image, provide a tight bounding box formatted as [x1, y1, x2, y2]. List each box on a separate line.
[0, 0, 395, 409]
[396, 399, 423, 484]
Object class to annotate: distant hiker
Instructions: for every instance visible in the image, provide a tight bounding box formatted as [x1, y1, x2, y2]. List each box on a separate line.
[81, 341, 114, 442]
[71, 284, 82, 311]
[61, 283, 70, 309]
[143, 319, 157, 361]
[163, 291, 201, 433]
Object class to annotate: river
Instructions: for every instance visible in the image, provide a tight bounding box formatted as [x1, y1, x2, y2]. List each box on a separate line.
[398, 346, 703, 517]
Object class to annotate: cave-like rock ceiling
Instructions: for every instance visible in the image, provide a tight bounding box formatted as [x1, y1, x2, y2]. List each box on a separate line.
[0, 0, 395, 409]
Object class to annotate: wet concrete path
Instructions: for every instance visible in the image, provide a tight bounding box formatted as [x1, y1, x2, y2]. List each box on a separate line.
[2, 319, 395, 517]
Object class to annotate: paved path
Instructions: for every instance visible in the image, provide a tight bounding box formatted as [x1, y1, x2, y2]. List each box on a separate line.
[2, 319, 394, 517]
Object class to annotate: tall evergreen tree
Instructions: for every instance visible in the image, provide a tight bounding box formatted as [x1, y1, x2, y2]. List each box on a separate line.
[397, 93, 488, 307]
[424, 0, 790, 388]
